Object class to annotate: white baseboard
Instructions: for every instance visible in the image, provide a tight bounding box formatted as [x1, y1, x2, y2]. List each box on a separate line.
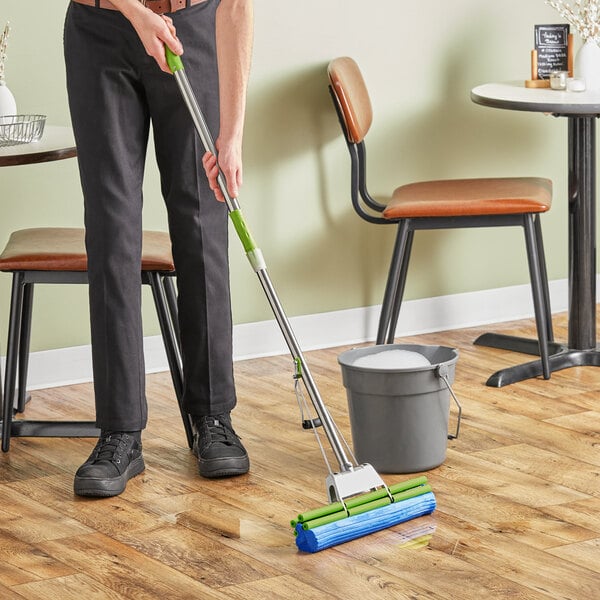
[5, 277, 573, 391]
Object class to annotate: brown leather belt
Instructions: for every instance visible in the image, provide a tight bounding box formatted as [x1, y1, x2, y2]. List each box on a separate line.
[72, 0, 205, 15]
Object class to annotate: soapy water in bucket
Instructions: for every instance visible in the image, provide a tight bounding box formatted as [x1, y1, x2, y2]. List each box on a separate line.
[352, 349, 432, 370]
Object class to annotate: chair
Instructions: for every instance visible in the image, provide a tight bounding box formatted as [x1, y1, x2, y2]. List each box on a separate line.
[0, 227, 191, 451]
[327, 56, 555, 386]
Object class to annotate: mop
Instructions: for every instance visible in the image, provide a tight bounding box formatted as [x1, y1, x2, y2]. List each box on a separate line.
[165, 48, 436, 552]
[292, 476, 436, 552]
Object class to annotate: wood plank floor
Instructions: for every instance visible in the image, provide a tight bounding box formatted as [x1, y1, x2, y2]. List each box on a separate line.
[1, 313, 599, 599]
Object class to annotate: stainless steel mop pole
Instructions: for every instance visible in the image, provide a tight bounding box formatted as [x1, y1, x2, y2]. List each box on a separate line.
[167, 50, 386, 501]
[170, 61, 353, 470]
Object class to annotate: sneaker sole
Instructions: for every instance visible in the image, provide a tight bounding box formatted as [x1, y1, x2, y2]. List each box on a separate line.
[196, 452, 250, 479]
[74, 455, 146, 497]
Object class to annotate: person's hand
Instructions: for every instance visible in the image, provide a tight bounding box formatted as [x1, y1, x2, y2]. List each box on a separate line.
[202, 137, 243, 202]
[128, 9, 183, 72]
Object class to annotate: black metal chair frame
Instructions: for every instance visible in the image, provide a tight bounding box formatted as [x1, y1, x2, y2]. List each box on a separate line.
[0, 268, 192, 452]
[329, 85, 561, 387]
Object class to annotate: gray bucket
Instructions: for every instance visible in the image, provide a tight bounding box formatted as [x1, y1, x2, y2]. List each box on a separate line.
[338, 344, 461, 473]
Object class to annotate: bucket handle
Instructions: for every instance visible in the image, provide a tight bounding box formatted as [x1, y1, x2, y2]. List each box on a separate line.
[436, 365, 462, 440]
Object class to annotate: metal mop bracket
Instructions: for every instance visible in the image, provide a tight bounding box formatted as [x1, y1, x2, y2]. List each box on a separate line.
[326, 464, 387, 504]
[292, 356, 386, 503]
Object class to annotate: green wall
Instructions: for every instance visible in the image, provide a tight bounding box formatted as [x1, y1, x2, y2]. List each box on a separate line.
[1, 1, 575, 353]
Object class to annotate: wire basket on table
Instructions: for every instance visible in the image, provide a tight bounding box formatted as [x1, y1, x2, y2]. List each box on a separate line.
[0, 114, 46, 147]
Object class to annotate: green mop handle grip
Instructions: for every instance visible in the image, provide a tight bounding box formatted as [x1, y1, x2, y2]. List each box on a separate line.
[166, 47, 184, 73]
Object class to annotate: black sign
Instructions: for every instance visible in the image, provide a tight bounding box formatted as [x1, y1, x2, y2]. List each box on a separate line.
[535, 24, 570, 79]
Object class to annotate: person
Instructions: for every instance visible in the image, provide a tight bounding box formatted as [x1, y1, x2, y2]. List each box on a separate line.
[63, 0, 254, 497]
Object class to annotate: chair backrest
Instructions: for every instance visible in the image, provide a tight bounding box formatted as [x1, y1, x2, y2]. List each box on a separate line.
[328, 57, 386, 222]
[327, 57, 373, 144]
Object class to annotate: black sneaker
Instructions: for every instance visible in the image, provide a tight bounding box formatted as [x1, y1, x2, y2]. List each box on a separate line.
[192, 414, 249, 478]
[74, 432, 145, 497]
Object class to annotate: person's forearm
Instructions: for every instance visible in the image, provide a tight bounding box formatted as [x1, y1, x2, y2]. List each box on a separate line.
[215, 0, 254, 143]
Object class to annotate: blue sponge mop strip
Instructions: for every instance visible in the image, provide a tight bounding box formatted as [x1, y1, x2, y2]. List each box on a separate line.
[294, 491, 436, 553]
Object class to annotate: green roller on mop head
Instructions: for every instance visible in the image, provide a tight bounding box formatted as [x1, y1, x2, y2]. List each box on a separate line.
[299, 480, 432, 530]
[166, 46, 437, 552]
[292, 475, 428, 526]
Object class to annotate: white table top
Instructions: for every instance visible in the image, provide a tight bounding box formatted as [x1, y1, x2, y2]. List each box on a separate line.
[471, 81, 600, 115]
[0, 125, 76, 166]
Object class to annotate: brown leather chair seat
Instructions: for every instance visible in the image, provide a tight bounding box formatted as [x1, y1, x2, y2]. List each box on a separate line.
[0, 227, 175, 272]
[386, 177, 551, 219]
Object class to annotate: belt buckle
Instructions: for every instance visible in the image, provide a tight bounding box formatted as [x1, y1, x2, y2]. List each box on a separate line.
[141, 0, 182, 14]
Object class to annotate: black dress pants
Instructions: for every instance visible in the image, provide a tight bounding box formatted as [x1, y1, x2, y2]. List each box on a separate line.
[64, 0, 236, 432]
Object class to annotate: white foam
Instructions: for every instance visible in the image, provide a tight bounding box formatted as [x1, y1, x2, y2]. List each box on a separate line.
[352, 349, 431, 370]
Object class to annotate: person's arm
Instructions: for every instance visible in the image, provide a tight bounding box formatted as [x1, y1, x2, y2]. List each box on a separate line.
[202, 0, 254, 202]
[110, 0, 183, 72]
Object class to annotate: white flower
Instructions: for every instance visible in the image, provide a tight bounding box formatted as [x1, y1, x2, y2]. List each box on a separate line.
[546, 0, 600, 42]
[0, 23, 10, 84]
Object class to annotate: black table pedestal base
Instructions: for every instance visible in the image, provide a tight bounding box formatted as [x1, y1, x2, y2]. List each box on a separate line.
[474, 332, 600, 387]
[470, 87, 600, 389]
[474, 332, 565, 357]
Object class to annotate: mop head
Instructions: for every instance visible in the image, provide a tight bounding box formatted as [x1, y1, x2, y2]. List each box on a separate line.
[291, 476, 436, 553]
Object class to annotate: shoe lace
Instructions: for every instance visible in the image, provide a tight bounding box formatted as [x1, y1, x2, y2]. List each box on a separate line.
[93, 433, 130, 463]
[203, 417, 239, 446]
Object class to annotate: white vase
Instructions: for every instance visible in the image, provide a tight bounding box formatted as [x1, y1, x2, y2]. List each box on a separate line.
[0, 81, 16, 116]
[575, 39, 600, 92]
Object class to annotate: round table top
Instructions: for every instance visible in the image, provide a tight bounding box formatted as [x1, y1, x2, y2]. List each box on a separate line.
[0, 125, 76, 167]
[471, 81, 600, 115]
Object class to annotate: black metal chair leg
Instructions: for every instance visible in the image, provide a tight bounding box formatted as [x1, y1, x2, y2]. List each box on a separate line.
[162, 274, 181, 351]
[524, 215, 551, 379]
[2, 272, 25, 452]
[385, 229, 414, 344]
[534, 215, 554, 342]
[148, 272, 193, 448]
[16, 282, 34, 413]
[376, 220, 411, 344]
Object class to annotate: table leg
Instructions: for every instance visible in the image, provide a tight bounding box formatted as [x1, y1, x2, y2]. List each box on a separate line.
[476, 115, 600, 386]
[568, 116, 596, 348]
